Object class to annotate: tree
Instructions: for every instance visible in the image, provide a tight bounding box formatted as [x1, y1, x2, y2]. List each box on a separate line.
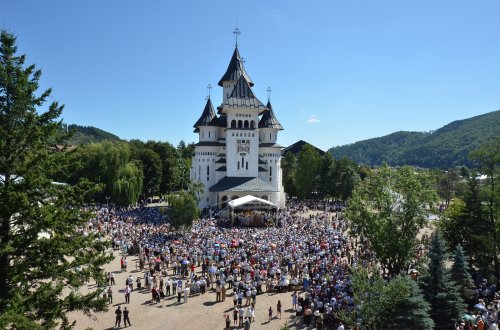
[112, 162, 143, 205]
[318, 152, 335, 199]
[281, 151, 297, 197]
[333, 157, 360, 201]
[470, 138, 500, 281]
[293, 144, 321, 198]
[168, 191, 199, 229]
[451, 245, 475, 302]
[136, 147, 162, 197]
[341, 268, 433, 329]
[420, 230, 465, 329]
[0, 31, 112, 329]
[347, 165, 438, 276]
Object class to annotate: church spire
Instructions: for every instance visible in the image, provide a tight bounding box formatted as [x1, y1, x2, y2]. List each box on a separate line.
[259, 99, 283, 130]
[193, 97, 216, 132]
[218, 29, 253, 87]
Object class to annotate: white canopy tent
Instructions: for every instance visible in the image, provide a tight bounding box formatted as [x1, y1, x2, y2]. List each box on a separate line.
[228, 195, 276, 209]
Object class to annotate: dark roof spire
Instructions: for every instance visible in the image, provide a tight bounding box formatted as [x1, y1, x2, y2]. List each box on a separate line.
[218, 46, 254, 87]
[259, 100, 283, 130]
[193, 97, 217, 132]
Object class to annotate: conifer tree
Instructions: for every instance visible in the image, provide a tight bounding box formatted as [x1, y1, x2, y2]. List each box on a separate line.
[420, 230, 465, 329]
[451, 244, 476, 302]
[0, 31, 112, 329]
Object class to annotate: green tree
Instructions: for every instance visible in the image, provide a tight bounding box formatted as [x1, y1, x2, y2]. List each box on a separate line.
[112, 162, 143, 205]
[451, 244, 476, 302]
[168, 191, 199, 229]
[347, 165, 438, 276]
[0, 31, 112, 329]
[294, 144, 321, 198]
[137, 147, 162, 197]
[281, 151, 297, 197]
[470, 138, 500, 281]
[341, 268, 433, 329]
[318, 152, 335, 199]
[333, 157, 360, 201]
[420, 230, 465, 329]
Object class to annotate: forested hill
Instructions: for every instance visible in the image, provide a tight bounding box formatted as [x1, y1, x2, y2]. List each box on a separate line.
[66, 124, 121, 145]
[329, 110, 500, 169]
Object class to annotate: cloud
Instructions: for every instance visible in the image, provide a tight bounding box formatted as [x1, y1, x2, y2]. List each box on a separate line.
[307, 115, 321, 124]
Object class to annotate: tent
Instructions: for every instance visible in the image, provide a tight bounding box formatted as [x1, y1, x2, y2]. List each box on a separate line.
[228, 195, 276, 209]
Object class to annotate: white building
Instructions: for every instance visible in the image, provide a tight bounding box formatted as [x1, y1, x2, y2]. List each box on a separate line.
[190, 44, 285, 209]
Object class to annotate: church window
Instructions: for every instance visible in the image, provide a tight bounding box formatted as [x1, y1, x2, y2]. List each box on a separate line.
[202, 132, 204, 138]
[237, 162, 240, 170]
[246, 162, 248, 170]
[244, 120, 249, 129]
[231, 120, 236, 128]
[250, 121, 255, 129]
[270, 167, 272, 176]
[209, 131, 211, 138]
[238, 120, 243, 128]
[207, 165, 209, 176]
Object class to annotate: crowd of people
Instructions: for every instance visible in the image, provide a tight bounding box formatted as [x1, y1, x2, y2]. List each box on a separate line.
[82, 198, 498, 329]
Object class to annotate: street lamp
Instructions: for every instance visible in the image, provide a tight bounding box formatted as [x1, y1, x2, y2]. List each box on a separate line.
[105, 196, 110, 209]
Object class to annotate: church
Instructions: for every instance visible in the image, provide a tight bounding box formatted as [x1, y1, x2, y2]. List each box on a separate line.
[190, 39, 285, 210]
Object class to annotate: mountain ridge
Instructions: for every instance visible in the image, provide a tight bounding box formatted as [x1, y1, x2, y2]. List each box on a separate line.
[329, 110, 500, 169]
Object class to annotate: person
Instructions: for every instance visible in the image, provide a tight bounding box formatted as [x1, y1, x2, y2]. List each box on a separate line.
[166, 278, 171, 296]
[114, 306, 122, 327]
[124, 285, 131, 303]
[222, 285, 226, 301]
[277, 300, 282, 319]
[239, 306, 245, 327]
[127, 274, 134, 290]
[123, 306, 131, 327]
[110, 272, 115, 285]
[233, 308, 238, 326]
[136, 276, 141, 290]
[337, 321, 345, 330]
[216, 284, 222, 302]
[107, 286, 113, 304]
[224, 313, 230, 330]
[268, 306, 273, 322]
[292, 291, 297, 309]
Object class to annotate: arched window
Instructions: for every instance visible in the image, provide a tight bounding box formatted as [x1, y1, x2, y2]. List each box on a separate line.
[231, 120, 236, 128]
[238, 120, 243, 128]
[244, 120, 249, 128]
[250, 121, 255, 129]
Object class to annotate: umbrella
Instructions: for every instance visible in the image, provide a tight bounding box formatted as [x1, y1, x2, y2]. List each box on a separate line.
[213, 243, 220, 247]
[474, 303, 487, 312]
[462, 314, 476, 323]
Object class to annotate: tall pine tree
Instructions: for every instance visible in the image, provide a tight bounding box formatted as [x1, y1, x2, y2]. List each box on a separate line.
[420, 229, 465, 329]
[0, 31, 112, 329]
[451, 244, 476, 302]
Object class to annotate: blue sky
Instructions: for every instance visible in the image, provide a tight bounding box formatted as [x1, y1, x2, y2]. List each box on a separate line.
[2, 1, 499, 151]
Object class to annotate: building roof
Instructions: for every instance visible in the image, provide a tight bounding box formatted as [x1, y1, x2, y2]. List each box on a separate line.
[193, 98, 217, 132]
[259, 142, 283, 148]
[215, 158, 226, 164]
[215, 166, 227, 172]
[209, 176, 278, 192]
[258, 101, 283, 130]
[193, 141, 225, 147]
[218, 47, 254, 87]
[219, 76, 267, 113]
[282, 140, 325, 156]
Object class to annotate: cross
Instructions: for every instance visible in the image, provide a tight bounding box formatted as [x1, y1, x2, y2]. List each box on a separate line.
[241, 57, 246, 65]
[207, 84, 212, 99]
[233, 27, 241, 47]
[267, 87, 272, 101]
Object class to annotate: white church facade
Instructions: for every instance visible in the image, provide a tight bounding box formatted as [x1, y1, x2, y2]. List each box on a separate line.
[190, 44, 285, 210]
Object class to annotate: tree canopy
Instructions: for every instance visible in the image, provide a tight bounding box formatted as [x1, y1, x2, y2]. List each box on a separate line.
[0, 30, 112, 329]
[347, 165, 438, 276]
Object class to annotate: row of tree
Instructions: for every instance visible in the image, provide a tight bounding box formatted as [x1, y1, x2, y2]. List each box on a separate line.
[282, 144, 369, 200]
[58, 139, 194, 205]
